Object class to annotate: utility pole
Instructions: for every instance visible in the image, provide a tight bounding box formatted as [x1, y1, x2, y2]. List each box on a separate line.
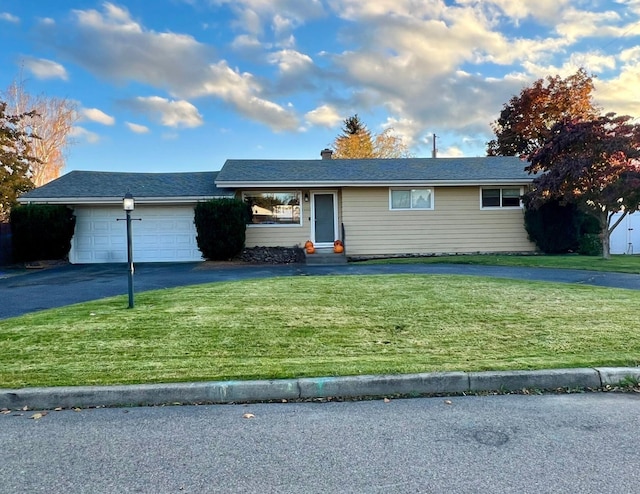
[432, 133, 437, 158]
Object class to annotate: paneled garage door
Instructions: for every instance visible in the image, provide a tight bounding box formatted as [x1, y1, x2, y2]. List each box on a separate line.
[70, 206, 203, 263]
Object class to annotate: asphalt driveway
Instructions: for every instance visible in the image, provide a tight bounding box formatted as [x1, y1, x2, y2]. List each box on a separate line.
[1, 261, 640, 320]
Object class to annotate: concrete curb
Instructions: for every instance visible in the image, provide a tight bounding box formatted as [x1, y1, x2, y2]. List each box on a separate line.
[1, 367, 639, 410]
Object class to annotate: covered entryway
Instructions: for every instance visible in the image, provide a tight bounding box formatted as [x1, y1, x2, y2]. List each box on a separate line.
[69, 205, 203, 263]
[311, 192, 338, 246]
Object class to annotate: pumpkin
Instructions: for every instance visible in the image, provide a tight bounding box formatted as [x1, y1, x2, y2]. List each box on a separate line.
[304, 240, 314, 249]
[333, 239, 343, 247]
[333, 244, 344, 254]
[306, 245, 316, 254]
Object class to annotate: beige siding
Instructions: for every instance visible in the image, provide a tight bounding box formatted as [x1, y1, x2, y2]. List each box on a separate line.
[341, 186, 535, 256]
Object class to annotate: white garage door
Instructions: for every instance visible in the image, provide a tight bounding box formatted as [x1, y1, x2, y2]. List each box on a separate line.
[70, 205, 203, 263]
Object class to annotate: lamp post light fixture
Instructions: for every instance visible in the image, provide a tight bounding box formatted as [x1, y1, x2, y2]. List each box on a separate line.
[123, 192, 135, 308]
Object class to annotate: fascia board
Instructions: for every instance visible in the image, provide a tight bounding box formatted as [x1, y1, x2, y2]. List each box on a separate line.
[17, 196, 227, 205]
[215, 179, 533, 188]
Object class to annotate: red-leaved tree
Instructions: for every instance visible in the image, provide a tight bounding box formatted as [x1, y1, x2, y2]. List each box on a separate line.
[525, 113, 640, 258]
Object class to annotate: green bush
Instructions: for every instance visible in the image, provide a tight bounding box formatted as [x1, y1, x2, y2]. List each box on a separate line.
[524, 199, 601, 254]
[524, 200, 583, 253]
[10, 204, 76, 262]
[194, 199, 251, 260]
[578, 233, 602, 256]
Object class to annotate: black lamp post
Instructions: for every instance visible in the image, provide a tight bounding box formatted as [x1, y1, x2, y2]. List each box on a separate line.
[123, 192, 135, 308]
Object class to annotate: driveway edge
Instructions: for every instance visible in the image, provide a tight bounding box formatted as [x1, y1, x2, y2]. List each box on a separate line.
[2, 367, 639, 410]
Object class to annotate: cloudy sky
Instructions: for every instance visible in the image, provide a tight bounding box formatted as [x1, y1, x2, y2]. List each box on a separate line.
[1, 0, 639, 173]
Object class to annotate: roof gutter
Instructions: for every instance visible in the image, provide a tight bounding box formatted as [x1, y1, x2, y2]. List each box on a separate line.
[215, 179, 533, 188]
[17, 196, 230, 205]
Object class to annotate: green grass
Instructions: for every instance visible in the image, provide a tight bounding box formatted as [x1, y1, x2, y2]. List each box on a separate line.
[2, 274, 639, 388]
[362, 254, 640, 273]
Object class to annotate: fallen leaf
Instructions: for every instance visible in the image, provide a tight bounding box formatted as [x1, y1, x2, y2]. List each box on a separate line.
[22, 406, 29, 411]
[30, 413, 44, 420]
[444, 400, 452, 405]
[54, 407, 63, 412]
[73, 408, 82, 412]
[383, 398, 391, 403]
[1, 410, 11, 415]
[281, 399, 288, 403]
[242, 413, 255, 419]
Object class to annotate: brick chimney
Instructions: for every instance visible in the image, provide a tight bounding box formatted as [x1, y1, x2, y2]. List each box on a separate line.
[320, 148, 333, 160]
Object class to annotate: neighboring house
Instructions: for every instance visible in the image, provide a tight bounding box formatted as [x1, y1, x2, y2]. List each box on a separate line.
[215, 155, 536, 257]
[18, 171, 234, 263]
[19, 155, 540, 263]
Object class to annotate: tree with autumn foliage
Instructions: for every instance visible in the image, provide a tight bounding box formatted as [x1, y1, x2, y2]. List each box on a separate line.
[488, 68, 598, 157]
[332, 114, 411, 159]
[525, 113, 640, 258]
[0, 101, 37, 220]
[3, 77, 78, 186]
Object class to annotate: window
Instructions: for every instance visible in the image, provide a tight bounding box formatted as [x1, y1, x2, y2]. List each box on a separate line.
[481, 188, 522, 209]
[390, 188, 434, 210]
[243, 192, 301, 225]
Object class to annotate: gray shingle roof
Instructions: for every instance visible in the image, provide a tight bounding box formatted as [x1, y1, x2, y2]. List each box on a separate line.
[20, 171, 235, 201]
[215, 157, 532, 185]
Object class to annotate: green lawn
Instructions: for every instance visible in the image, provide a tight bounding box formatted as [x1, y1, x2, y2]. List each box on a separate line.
[361, 254, 640, 273]
[1, 274, 639, 388]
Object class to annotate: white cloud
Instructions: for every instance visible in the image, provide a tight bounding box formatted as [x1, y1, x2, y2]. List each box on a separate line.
[81, 108, 115, 125]
[41, 3, 212, 92]
[188, 61, 298, 130]
[0, 12, 19, 23]
[127, 96, 203, 128]
[70, 126, 100, 144]
[268, 49, 313, 74]
[23, 57, 68, 80]
[40, 2, 298, 133]
[438, 146, 465, 158]
[126, 122, 150, 134]
[304, 105, 342, 128]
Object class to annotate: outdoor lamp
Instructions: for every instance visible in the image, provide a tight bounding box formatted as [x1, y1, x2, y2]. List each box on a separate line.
[123, 192, 135, 211]
[123, 192, 135, 308]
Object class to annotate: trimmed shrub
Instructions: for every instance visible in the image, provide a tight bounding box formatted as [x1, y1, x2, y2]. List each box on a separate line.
[194, 199, 251, 260]
[10, 204, 76, 262]
[524, 200, 583, 253]
[578, 233, 602, 256]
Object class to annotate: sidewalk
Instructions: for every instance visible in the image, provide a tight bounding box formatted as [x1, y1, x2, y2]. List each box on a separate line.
[2, 367, 639, 410]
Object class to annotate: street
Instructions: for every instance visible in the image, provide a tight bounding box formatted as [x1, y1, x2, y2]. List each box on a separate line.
[1, 393, 638, 493]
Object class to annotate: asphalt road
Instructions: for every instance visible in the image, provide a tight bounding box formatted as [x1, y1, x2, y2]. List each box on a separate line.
[1, 261, 640, 320]
[1, 393, 639, 493]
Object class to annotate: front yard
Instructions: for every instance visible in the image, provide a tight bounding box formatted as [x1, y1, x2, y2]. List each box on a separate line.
[1, 274, 639, 388]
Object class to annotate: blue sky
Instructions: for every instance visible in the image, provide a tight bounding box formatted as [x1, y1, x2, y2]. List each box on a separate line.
[1, 0, 639, 173]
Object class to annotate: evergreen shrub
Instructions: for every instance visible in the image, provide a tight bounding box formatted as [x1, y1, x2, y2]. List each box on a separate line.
[194, 199, 251, 260]
[10, 204, 76, 262]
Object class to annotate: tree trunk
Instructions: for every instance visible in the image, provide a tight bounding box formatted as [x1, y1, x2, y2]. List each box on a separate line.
[601, 225, 610, 259]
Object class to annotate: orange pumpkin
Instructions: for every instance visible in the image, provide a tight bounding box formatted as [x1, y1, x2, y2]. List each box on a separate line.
[333, 244, 344, 254]
[304, 240, 314, 249]
[306, 245, 316, 254]
[333, 239, 343, 247]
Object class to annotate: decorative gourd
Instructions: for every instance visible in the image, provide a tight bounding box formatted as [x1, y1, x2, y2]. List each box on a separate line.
[304, 240, 314, 249]
[333, 244, 344, 254]
[306, 245, 316, 254]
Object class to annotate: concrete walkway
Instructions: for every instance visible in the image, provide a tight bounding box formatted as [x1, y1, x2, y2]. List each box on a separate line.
[1, 261, 639, 409]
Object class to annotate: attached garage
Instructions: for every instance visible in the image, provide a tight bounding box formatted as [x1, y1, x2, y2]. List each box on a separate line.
[70, 205, 202, 263]
[18, 170, 235, 264]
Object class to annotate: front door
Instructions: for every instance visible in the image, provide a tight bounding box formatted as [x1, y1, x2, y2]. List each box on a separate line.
[312, 192, 337, 245]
